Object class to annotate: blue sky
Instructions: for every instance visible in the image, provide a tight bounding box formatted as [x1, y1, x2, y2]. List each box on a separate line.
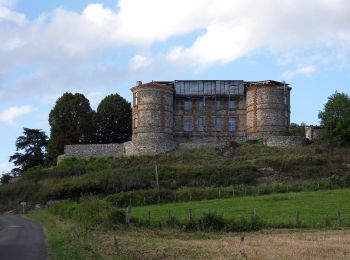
[0, 0, 349, 174]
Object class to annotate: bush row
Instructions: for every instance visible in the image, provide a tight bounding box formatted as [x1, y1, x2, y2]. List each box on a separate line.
[106, 175, 350, 207]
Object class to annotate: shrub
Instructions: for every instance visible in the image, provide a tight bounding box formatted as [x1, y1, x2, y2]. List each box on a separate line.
[165, 214, 181, 228]
[107, 209, 126, 225]
[73, 198, 111, 231]
[197, 212, 226, 231]
[48, 200, 78, 220]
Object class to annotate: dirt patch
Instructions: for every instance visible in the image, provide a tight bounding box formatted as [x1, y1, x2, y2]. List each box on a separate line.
[96, 228, 350, 259]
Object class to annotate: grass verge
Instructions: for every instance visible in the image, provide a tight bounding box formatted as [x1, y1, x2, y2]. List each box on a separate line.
[28, 210, 102, 259]
[131, 188, 350, 228]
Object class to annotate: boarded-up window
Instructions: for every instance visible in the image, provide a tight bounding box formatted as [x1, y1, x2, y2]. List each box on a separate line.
[214, 117, 223, 131]
[228, 117, 236, 132]
[184, 101, 192, 111]
[228, 100, 236, 109]
[198, 101, 204, 111]
[197, 117, 205, 132]
[184, 120, 192, 132]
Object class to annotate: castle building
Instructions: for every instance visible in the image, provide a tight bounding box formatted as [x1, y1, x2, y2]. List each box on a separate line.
[123, 80, 291, 155]
[62, 79, 303, 160]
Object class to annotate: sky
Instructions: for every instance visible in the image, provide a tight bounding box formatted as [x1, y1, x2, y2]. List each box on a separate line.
[1, 0, 350, 174]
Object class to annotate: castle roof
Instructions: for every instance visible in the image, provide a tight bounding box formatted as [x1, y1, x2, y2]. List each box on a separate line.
[141, 82, 166, 87]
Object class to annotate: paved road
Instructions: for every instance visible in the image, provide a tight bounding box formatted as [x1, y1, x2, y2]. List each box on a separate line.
[0, 214, 48, 260]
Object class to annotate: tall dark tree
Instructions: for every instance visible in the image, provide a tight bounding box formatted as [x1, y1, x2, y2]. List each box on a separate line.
[0, 173, 11, 185]
[318, 92, 350, 141]
[46, 93, 95, 165]
[94, 94, 132, 143]
[9, 128, 48, 175]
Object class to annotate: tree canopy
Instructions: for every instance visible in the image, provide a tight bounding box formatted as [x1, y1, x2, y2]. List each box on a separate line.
[46, 92, 95, 165]
[9, 128, 48, 175]
[318, 92, 350, 141]
[290, 122, 306, 137]
[95, 94, 132, 143]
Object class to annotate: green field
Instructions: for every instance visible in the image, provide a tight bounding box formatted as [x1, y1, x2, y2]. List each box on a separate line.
[132, 188, 350, 227]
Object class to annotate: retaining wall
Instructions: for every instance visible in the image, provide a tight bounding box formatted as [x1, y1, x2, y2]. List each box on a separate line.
[64, 143, 124, 158]
[264, 136, 306, 148]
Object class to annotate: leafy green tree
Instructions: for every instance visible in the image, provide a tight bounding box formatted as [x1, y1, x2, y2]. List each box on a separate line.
[94, 94, 132, 143]
[46, 93, 95, 165]
[9, 128, 48, 175]
[318, 92, 350, 141]
[290, 122, 306, 137]
[1, 174, 12, 185]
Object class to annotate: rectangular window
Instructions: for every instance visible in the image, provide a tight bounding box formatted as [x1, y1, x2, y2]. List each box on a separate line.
[214, 117, 223, 131]
[184, 120, 192, 132]
[215, 100, 221, 110]
[134, 92, 138, 106]
[197, 101, 204, 111]
[197, 117, 205, 132]
[228, 100, 236, 110]
[228, 117, 236, 132]
[184, 101, 192, 111]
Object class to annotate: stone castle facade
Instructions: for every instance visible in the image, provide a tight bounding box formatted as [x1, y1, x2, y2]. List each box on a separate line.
[62, 79, 305, 160]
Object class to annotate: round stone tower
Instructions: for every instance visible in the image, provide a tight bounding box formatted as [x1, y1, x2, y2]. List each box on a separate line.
[124, 81, 176, 155]
[246, 81, 291, 139]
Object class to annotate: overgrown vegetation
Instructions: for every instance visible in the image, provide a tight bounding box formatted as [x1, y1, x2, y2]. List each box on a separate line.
[1, 141, 350, 210]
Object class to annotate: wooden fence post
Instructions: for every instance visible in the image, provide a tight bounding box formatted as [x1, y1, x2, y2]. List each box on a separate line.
[296, 209, 301, 227]
[126, 204, 132, 224]
[148, 209, 151, 225]
[188, 208, 193, 222]
[219, 189, 221, 198]
[336, 208, 341, 226]
[168, 210, 171, 219]
[253, 208, 257, 220]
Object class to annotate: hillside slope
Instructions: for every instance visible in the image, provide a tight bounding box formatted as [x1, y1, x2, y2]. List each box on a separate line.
[1, 141, 349, 210]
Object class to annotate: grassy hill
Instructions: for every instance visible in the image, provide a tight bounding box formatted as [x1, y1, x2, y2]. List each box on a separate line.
[8, 140, 348, 259]
[1, 140, 350, 211]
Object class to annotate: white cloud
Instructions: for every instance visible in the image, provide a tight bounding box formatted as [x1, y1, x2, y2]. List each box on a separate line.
[0, 105, 34, 126]
[166, 0, 350, 67]
[282, 65, 317, 79]
[0, 0, 17, 8]
[1, 0, 350, 101]
[130, 55, 152, 71]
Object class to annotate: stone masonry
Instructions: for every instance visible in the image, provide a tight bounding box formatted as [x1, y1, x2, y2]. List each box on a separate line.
[62, 79, 303, 159]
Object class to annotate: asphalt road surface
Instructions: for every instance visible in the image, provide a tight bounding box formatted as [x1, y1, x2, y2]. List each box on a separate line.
[0, 214, 48, 260]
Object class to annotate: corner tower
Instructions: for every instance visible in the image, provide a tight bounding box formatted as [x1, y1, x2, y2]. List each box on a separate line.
[246, 80, 291, 139]
[124, 81, 176, 155]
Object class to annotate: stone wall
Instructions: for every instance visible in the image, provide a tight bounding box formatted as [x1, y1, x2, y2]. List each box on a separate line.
[64, 143, 124, 158]
[305, 126, 321, 141]
[124, 133, 176, 156]
[263, 136, 306, 148]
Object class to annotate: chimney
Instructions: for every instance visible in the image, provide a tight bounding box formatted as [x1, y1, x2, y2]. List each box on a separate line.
[136, 81, 142, 86]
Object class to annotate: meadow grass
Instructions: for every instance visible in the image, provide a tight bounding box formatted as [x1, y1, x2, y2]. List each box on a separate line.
[28, 210, 103, 260]
[131, 188, 350, 227]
